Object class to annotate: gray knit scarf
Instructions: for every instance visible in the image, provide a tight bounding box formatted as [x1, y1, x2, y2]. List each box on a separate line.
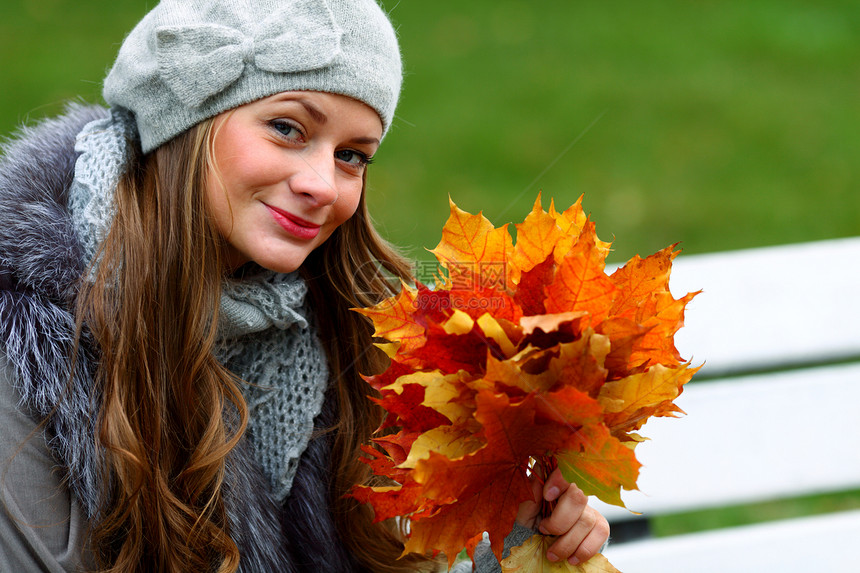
[67, 108, 329, 500]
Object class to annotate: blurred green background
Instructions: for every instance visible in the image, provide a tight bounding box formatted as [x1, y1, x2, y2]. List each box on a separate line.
[1, 0, 858, 540]
[1, 1, 857, 266]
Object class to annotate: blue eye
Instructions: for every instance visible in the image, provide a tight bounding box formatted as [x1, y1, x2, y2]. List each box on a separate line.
[335, 149, 373, 167]
[270, 120, 302, 141]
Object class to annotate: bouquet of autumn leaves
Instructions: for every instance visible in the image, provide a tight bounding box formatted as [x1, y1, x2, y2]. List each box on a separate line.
[351, 194, 699, 572]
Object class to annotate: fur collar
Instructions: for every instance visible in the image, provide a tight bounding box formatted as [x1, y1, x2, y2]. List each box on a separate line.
[0, 105, 363, 572]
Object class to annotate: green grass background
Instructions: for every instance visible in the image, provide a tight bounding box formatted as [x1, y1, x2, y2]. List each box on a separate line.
[2, 1, 858, 265]
[2, 0, 858, 535]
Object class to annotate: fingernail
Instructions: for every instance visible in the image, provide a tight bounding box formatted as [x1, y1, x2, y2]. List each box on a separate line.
[539, 524, 549, 535]
[568, 556, 580, 566]
[547, 552, 559, 562]
[546, 486, 560, 501]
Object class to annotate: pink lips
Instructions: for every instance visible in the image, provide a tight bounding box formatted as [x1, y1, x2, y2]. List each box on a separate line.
[265, 204, 321, 240]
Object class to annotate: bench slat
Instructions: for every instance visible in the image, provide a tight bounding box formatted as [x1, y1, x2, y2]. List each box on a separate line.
[594, 362, 860, 521]
[666, 237, 860, 376]
[603, 509, 860, 573]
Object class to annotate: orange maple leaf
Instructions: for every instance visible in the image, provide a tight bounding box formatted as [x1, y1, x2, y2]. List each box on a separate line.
[511, 194, 567, 283]
[608, 245, 678, 319]
[544, 224, 618, 325]
[354, 285, 425, 356]
[607, 246, 700, 368]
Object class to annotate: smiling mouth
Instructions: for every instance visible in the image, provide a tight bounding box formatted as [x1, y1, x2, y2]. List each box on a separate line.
[264, 204, 321, 240]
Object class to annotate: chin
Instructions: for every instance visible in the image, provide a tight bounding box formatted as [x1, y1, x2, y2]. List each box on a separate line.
[229, 235, 328, 275]
[253, 258, 305, 274]
[247, 248, 314, 275]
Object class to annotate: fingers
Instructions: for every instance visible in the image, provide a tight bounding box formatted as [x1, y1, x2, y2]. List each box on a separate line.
[541, 466, 576, 504]
[545, 506, 610, 565]
[536, 468, 610, 565]
[538, 468, 588, 536]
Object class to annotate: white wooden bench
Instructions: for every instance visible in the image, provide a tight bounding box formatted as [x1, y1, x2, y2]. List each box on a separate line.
[597, 237, 860, 573]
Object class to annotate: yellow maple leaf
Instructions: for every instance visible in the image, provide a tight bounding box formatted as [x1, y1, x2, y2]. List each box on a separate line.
[548, 196, 612, 263]
[511, 193, 566, 283]
[403, 425, 485, 468]
[555, 424, 641, 508]
[484, 352, 558, 394]
[501, 534, 622, 573]
[382, 370, 474, 426]
[430, 197, 513, 290]
[598, 363, 697, 435]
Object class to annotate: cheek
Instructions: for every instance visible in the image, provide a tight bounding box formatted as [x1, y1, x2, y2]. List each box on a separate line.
[212, 121, 277, 192]
[205, 171, 232, 234]
[331, 181, 364, 227]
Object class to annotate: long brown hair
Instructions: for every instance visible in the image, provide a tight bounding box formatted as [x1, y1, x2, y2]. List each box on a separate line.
[77, 119, 244, 571]
[75, 118, 441, 571]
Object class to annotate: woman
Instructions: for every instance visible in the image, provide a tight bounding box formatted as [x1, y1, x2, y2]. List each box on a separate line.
[0, 0, 609, 571]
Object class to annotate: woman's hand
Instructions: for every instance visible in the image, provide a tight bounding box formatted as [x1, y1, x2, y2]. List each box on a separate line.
[516, 467, 610, 566]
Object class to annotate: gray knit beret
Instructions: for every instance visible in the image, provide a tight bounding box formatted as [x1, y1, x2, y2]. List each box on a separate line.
[103, 0, 402, 153]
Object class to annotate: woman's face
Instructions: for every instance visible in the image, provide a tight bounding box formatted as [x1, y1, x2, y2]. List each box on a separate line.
[206, 91, 383, 273]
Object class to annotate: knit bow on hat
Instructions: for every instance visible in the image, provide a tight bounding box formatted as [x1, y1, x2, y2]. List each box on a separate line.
[157, 1, 344, 108]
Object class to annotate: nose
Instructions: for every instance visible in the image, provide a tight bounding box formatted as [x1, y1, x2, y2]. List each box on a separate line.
[288, 148, 338, 206]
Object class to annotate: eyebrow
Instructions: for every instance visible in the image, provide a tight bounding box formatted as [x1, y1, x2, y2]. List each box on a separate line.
[271, 94, 380, 146]
[297, 99, 328, 125]
[268, 93, 329, 123]
[350, 135, 381, 146]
